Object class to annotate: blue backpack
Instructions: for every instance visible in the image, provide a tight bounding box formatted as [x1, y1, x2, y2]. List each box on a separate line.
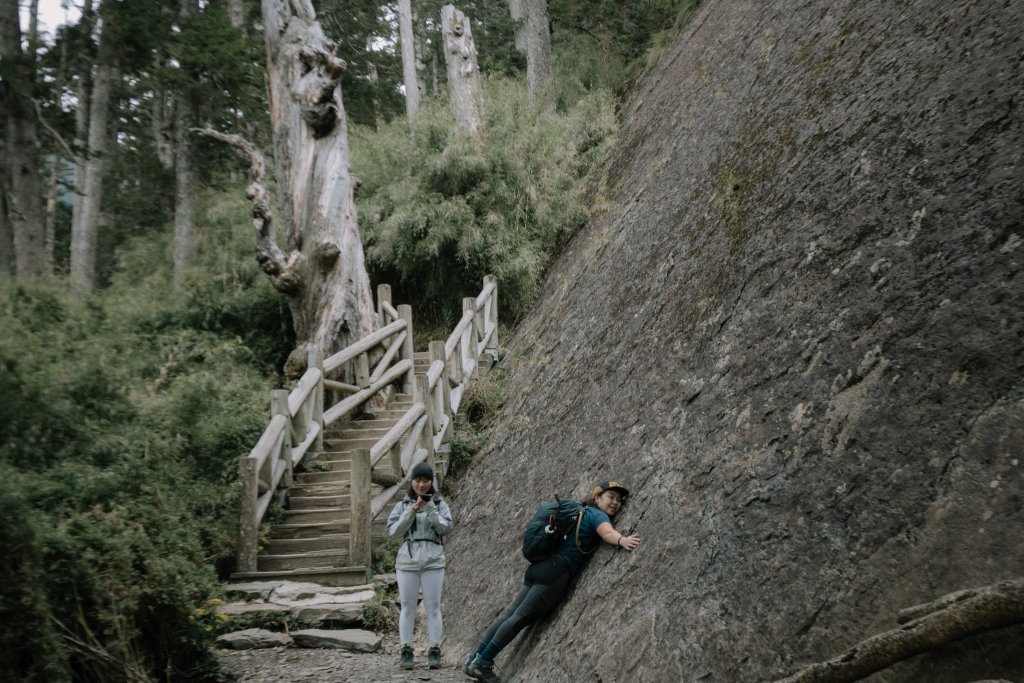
[521, 494, 589, 563]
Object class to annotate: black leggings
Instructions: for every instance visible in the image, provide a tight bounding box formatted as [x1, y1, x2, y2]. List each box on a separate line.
[480, 556, 571, 650]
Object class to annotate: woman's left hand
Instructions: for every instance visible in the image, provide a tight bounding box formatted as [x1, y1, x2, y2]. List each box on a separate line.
[618, 534, 640, 551]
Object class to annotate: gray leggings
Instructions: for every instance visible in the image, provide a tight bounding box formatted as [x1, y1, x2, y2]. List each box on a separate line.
[396, 568, 445, 644]
[480, 556, 571, 650]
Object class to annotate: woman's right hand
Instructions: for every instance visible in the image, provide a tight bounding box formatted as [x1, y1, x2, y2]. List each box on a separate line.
[619, 534, 640, 551]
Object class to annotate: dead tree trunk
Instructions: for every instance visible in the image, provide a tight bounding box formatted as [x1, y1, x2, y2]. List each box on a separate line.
[242, 0, 375, 373]
[70, 23, 116, 293]
[397, 0, 420, 120]
[440, 4, 483, 136]
[524, 0, 554, 111]
[775, 579, 1024, 683]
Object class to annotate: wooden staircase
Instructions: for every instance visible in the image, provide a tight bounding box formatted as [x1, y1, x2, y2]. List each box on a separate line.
[231, 353, 443, 587]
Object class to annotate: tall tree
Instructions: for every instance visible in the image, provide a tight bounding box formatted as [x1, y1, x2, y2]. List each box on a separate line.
[524, 0, 553, 110]
[397, 0, 420, 119]
[441, 4, 483, 136]
[69, 16, 116, 292]
[172, 0, 198, 283]
[0, 0, 45, 278]
[508, 0, 526, 52]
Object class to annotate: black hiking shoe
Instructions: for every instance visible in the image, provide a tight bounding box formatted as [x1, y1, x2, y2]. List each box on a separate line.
[462, 652, 478, 676]
[471, 660, 501, 683]
[399, 644, 414, 670]
[428, 645, 442, 669]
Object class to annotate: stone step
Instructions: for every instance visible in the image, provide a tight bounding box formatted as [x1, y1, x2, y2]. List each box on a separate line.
[230, 566, 372, 588]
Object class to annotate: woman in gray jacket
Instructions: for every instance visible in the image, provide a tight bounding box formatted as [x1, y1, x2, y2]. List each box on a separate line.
[387, 461, 453, 670]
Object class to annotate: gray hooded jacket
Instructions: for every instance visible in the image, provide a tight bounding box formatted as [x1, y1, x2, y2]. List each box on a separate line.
[387, 496, 453, 571]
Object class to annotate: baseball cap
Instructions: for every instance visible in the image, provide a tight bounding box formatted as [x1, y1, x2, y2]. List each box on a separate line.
[593, 480, 630, 499]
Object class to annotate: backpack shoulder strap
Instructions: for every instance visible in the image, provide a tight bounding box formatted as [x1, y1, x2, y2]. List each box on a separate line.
[575, 505, 597, 555]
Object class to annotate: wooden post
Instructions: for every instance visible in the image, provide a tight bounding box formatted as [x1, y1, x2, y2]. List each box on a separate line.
[308, 348, 324, 454]
[355, 352, 370, 388]
[484, 274, 498, 352]
[377, 283, 392, 323]
[350, 448, 372, 568]
[429, 340, 453, 439]
[463, 297, 477, 373]
[416, 373, 436, 462]
[238, 456, 259, 573]
[271, 389, 293, 488]
[398, 303, 414, 393]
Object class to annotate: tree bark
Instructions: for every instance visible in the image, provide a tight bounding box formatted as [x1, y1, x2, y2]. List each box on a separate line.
[43, 35, 72, 275]
[440, 4, 483, 136]
[257, 0, 375, 374]
[397, 0, 420, 120]
[69, 0, 95, 271]
[70, 22, 116, 293]
[508, 0, 526, 53]
[524, 0, 554, 111]
[227, 0, 246, 29]
[0, 0, 46, 278]
[775, 579, 1024, 683]
[172, 1, 198, 283]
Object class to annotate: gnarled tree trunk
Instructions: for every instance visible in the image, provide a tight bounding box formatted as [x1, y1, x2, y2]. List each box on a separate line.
[258, 0, 375, 374]
[440, 4, 483, 136]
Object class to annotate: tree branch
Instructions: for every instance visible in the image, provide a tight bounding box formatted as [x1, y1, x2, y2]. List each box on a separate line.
[33, 99, 79, 162]
[192, 127, 301, 294]
[775, 579, 1024, 683]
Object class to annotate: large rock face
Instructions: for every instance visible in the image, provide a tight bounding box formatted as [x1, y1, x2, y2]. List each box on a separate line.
[442, 1, 1022, 681]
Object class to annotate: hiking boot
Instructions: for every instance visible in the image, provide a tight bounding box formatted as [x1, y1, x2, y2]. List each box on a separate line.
[462, 652, 478, 676]
[399, 644, 414, 670]
[428, 645, 442, 669]
[471, 660, 502, 683]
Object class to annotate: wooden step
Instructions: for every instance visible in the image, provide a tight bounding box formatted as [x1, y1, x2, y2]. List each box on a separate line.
[288, 493, 352, 510]
[284, 508, 352, 524]
[264, 533, 349, 555]
[294, 469, 351, 484]
[231, 566, 371, 588]
[258, 549, 350, 572]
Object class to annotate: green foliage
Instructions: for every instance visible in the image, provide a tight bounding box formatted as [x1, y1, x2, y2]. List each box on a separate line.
[447, 367, 508, 488]
[361, 585, 398, 633]
[353, 79, 615, 324]
[372, 535, 404, 575]
[0, 189, 290, 681]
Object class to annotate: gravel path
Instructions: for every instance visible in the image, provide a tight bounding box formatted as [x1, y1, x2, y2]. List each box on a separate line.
[217, 634, 473, 683]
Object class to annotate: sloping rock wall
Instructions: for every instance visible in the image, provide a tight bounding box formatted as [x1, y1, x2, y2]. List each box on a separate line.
[443, 1, 1022, 681]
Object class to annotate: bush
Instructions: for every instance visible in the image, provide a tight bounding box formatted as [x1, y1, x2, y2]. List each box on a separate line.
[0, 190, 287, 682]
[353, 79, 616, 325]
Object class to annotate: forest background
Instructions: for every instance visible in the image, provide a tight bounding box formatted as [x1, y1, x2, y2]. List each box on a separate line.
[0, 0, 700, 680]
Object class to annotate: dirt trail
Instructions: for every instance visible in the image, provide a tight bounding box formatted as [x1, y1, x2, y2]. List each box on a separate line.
[217, 633, 472, 683]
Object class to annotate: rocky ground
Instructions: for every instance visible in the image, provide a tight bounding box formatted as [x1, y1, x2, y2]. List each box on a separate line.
[217, 633, 472, 683]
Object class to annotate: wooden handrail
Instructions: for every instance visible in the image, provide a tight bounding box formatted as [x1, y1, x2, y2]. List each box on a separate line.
[288, 366, 321, 417]
[323, 359, 413, 425]
[370, 402, 425, 468]
[237, 276, 498, 575]
[323, 318, 406, 373]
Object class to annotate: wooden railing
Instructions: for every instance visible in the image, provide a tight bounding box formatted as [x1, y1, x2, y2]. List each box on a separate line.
[236, 276, 498, 573]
